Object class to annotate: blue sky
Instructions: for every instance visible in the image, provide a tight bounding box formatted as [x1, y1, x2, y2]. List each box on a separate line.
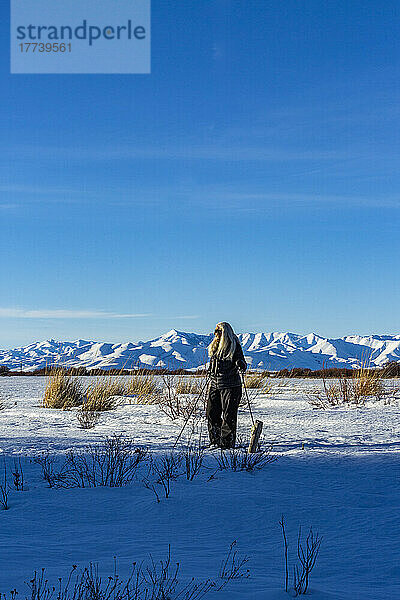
[1, 0, 400, 348]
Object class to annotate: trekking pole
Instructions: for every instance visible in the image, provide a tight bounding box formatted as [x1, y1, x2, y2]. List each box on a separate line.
[172, 372, 210, 449]
[241, 372, 263, 453]
[241, 372, 255, 426]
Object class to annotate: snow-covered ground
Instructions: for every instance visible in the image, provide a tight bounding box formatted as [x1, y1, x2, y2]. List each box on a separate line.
[0, 377, 399, 599]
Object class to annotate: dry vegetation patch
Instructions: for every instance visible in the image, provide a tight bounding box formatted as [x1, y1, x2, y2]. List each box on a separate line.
[175, 376, 203, 395]
[125, 371, 160, 403]
[308, 364, 393, 409]
[84, 377, 125, 411]
[244, 372, 268, 389]
[43, 369, 84, 409]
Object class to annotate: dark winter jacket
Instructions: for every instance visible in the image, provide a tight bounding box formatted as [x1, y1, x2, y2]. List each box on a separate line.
[208, 340, 247, 389]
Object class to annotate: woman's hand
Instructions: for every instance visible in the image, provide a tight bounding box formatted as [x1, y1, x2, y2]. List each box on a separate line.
[237, 360, 247, 373]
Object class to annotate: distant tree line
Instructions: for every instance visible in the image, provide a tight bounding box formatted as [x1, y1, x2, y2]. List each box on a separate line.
[274, 362, 400, 378]
[1, 362, 399, 377]
[0, 365, 199, 376]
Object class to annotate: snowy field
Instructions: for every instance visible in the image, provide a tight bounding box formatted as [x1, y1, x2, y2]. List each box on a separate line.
[0, 376, 400, 599]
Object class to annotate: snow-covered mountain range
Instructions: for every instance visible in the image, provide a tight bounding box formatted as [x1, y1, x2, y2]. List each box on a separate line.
[1, 330, 400, 372]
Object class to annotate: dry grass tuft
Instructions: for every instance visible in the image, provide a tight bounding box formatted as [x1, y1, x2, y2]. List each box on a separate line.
[175, 376, 202, 395]
[125, 371, 160, 404]
[43, 369, 84, 410]
[245, 372, 267, 389]
[244, 373, 272, 394]
[84, 377, 125, 411]
[239, 372, 273, 407]
[353, 364, 384, 398]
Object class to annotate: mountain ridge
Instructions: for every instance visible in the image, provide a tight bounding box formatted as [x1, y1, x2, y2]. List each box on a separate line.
[1, 329, 400, 372]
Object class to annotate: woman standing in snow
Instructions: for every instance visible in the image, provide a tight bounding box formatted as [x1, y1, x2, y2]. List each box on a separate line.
[207, 322, 247, 449]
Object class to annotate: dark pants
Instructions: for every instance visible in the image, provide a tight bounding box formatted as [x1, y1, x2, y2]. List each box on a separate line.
[206, 385, 241, 449]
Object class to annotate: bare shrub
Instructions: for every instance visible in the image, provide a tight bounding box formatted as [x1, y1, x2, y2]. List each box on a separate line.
[217, 540, 250, 588]
[293, 526, 322, 595]
[159, 373, 182, 419]
[279, 516, 322, 596]
[34, 452, 61, 488]
[43, 369, 84, 409]
[62, 435, 148, 488]
[17, 546, 237, 600]
[76, 408, 101, 429]
[143, 544, 216, 599]
[0, 458, 9, 510]
[180, 436, 205, 481]
[214, 441, 276, 472]
[149, 452, 183, 498]
[0, 391, 10, 411]
[35, 436, 148, 489]
[160, 395, 200, 422]
[12, 458, 24, 491]
[159, 374, 202, 421]
[383, 380, 400, 405]
[308, 376, 351, 409]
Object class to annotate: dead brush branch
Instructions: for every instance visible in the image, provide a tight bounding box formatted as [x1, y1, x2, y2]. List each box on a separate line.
[0, 458, 9, 510]
[159, 374, 203, 421]
[217, 541, 250, 589]
[76, 408, 101, 429]
[279, 515, 289, 592]
[293, 526, 322, 595]
[12, 458, 24, 491]
[179, 435, 205, 481]
[279, 517, 322, 596]
[150, 452, 183, 498]
[43, 369, 84, 409]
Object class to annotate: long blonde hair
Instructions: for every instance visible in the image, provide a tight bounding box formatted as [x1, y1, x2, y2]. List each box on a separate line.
[208, 322, 237, 360]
